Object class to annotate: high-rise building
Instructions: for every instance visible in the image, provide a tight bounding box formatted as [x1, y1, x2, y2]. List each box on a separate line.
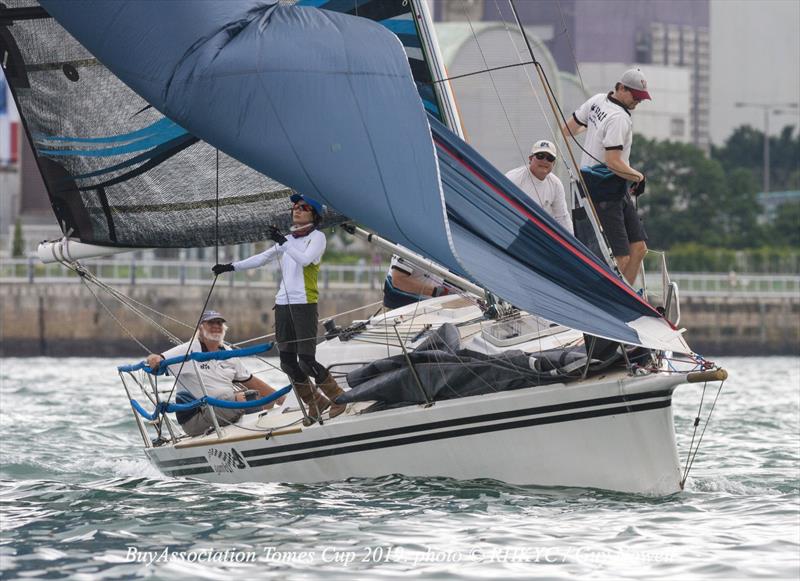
[436, 0, 710, 151]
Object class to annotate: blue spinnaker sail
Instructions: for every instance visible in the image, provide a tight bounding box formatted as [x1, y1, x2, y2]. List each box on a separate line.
[39, 0, 688, 352]
[40, 0, 459, 273]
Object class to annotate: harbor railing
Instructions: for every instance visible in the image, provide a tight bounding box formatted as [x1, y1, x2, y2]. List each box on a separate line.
[0, 257, 798, 298]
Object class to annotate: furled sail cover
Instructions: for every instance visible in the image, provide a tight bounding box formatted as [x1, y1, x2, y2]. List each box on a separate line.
[0, 0, 345, 247]
[37, 0, 688, 351]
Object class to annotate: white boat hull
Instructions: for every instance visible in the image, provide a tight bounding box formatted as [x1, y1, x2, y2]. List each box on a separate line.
[145, 370, 684, 495]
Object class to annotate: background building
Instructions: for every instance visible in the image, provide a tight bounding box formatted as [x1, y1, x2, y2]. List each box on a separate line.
[435, 0, 710, 151]
[709, 0, 800, 144]
[434, 21, 587, 179]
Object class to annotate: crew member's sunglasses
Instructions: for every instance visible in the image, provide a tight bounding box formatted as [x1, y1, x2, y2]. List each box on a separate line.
[533, 152, 556, 162]
[293, 203, 313, 212]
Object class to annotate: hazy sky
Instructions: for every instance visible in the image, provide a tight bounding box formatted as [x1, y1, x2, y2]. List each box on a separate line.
[710, 0, 800, 144]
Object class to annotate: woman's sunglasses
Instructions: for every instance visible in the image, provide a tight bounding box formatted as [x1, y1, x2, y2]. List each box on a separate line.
[293, 203, 313, 212]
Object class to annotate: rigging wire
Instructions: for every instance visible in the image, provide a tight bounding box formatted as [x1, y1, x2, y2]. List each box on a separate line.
[505, 0, 642, 181]
[162, 146, 225, 406]
[459, 0, 528, 167]
[555, 0, 586, 93]
[71, 265, 190, 339]
[681, 378, 726, 488]
[429, 61, 535, 85]
[77, 273, 153, 353]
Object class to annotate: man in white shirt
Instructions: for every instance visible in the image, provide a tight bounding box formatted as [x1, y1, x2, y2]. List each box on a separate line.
[563, 68, 650, 285]
[505, 140, 573, 235]
[145, 310, 284, 436]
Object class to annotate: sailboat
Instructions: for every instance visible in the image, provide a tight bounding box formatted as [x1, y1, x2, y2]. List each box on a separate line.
[1, 0, 726, 495]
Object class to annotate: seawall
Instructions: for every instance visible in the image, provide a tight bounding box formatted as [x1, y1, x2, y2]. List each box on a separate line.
[1, 283, 797, 357]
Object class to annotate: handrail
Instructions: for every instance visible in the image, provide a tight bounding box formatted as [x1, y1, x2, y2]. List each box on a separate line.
[1, 257, 799, 297]
[118, 342, 274, 374]
[0, 257, 389, 289]
[130, 384, 292, 422]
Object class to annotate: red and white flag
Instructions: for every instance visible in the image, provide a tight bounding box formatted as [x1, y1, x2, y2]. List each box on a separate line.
[0, 73, 20, 165]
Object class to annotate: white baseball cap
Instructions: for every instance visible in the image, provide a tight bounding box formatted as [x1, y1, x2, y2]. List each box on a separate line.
[530, 140, 557, 159]
[619, 68, 651, 100]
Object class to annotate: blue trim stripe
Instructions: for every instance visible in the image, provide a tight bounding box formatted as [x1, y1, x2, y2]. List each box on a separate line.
[422, 100, 439, 115]
[395, 33, 422, 49]
[296, 0, 373, 11]
[33, 118, 180, 145]
[295, 0, 329, 7]
[37, 121, 189, 157]
[379, 18, 416, 36]
[68, 134, 194, 182]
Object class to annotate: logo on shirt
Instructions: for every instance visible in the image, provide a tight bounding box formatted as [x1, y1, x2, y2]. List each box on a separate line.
[590, 103, 608, 122]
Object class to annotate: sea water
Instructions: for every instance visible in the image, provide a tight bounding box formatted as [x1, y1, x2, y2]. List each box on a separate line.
[0, 356, 798, 580]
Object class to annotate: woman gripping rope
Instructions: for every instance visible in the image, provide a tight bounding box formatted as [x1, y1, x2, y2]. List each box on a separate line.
[212, 193, 345, 424]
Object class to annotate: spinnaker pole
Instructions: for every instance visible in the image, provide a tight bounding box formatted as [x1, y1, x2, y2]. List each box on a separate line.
[341, 224, 484, 298]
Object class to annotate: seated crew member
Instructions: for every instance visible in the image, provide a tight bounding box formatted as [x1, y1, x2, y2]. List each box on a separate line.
[383, 254, 452, 309]
[212, 193, 345, 424]
[145, 310, 284, 437]
[505, 139, 574, 234]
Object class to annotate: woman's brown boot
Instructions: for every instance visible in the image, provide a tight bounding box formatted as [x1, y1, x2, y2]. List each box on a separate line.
[317, 372, 346, 418]
[293, 380, 330, 425]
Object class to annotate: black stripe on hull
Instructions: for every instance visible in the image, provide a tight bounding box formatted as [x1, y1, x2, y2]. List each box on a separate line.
[154, 391, 674, 477]
[246, 399, 672, 468]
[164, 466, 215, 477]
[242, 389, 674, 460]
[152, 455, 209, 468]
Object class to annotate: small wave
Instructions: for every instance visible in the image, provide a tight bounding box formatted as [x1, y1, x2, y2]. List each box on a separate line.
[86, 457, 165, 481]
[685, 475, 781, 495]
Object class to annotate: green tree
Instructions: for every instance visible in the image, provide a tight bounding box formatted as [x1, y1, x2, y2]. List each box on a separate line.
[720, 168, 762, 248]
[771, 200, 800, 247]
[11, 218, 24, 257]
[712, 124, 800, 192]
[632, 137, 734, 248]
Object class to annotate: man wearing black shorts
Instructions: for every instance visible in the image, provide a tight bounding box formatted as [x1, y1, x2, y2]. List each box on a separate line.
[564, 68, 651, 285]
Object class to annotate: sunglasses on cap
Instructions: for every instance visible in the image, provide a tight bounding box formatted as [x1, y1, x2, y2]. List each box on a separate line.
[293, 203, 313, 212]
[533, 152, 556, 162]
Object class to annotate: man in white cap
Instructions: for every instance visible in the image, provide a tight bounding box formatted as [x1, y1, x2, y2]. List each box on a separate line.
[563, 68, 651, 285]
[145, 310, 284, 436]
[505, 140, 573, 234]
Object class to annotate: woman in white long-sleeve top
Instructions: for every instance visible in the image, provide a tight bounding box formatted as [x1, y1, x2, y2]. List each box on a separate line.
[212, 193, 344, 424]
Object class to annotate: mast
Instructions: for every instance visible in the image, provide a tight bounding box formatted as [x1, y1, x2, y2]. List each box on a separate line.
[409, 0, 464, 138]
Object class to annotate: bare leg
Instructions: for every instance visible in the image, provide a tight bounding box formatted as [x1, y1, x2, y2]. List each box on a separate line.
[616, 255, 631, 281]
[622, 241, 647, 286]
